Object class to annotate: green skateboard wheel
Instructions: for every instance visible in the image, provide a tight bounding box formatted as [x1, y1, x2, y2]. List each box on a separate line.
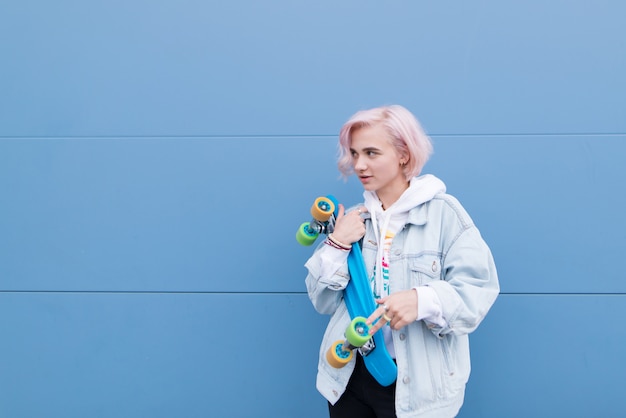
[345, 316, 371, 347]
[296, 222, 319, 246]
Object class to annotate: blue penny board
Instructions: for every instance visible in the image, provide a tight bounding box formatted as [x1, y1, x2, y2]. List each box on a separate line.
[329, 196, 397, 386]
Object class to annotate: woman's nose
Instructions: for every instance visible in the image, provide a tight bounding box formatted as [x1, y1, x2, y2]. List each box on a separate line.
[353, 157, 366, 171]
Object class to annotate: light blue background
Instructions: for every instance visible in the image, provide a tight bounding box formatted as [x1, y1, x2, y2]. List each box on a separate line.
[1, 1, 625, 417]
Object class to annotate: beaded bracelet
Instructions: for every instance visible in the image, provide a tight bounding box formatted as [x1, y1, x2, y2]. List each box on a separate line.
[324, 238, 350, 251]
[327, 234, 352, 250]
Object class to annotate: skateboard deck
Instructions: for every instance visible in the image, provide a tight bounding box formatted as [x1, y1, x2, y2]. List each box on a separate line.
[297, 195, 398, 386]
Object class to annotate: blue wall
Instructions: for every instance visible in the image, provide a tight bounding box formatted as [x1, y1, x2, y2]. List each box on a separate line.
[1, 1, 625, 417]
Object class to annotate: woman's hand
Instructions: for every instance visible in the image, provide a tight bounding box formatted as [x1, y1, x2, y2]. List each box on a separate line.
[331, 204, 367, 245]
[366, 289, 419, 334]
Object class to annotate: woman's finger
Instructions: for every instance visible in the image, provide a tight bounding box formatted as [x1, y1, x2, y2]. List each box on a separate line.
[336, 203, 345, 219]
[366, 301, 390, 334]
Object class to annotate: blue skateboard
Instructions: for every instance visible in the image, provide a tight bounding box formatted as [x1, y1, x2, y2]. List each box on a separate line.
[297, 195, 398, 387]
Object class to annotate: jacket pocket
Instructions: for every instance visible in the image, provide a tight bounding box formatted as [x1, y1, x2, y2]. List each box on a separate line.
[408, 254, 442, 286]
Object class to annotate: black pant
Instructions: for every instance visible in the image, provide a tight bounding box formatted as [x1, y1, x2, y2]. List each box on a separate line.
[328, 354, 397, 418]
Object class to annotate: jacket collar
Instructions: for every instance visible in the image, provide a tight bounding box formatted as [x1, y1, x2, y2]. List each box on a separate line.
[406, 200, 430, 226]
[361, 194, 438, 227]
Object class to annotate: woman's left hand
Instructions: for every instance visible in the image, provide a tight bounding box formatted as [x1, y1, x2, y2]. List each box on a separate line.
[366, 289, 419, 334]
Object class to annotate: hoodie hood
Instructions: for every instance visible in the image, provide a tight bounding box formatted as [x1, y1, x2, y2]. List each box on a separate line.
[363, 174, 446, 297]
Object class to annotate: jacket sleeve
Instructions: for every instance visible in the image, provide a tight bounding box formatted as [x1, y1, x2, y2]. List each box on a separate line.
[426, 225, 499, 337]
[304, 243, 351, 315]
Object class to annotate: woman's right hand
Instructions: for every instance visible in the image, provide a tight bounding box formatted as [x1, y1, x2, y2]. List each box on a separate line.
[331, 204, 367, 245]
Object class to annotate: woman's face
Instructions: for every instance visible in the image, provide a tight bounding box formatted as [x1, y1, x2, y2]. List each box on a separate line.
[350, 124, 408, 207]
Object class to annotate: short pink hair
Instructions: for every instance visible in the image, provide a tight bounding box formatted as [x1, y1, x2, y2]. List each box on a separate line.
[337, 105, 433, 180]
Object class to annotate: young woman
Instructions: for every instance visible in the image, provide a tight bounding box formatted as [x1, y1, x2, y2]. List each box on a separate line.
[304, 105, 499, 418]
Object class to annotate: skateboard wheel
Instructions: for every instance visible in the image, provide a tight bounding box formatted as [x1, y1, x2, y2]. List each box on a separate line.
[345, 316, 371, 348]
[296, 222, 319, 246]
[310, 197, 335, 222]
[326, 340, 353, 368]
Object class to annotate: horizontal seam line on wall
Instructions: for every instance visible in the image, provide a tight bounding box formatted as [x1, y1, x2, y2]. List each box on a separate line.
[0, 290, 310, 295]
[499, 292, 626, 296]
[0, 132, 625, 140]
[1, 291, 625, 296]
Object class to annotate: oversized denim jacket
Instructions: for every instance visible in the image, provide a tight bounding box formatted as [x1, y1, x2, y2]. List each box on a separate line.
[305, 193, 499, 418]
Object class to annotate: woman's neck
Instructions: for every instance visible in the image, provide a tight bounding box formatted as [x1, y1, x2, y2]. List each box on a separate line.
[377, 180, 410, 210]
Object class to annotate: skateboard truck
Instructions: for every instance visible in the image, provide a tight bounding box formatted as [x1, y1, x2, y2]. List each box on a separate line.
[358, 337, 376, 357]
[296, 197, 337, 246]
[326, 316, 374, 367]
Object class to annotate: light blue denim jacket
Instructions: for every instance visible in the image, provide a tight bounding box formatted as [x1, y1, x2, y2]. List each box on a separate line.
[305, 193, 499, 418]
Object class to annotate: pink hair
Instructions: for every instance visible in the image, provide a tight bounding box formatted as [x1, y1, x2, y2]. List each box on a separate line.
[337, 105, 433, 180]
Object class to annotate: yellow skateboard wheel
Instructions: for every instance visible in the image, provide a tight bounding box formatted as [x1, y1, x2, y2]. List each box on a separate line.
[326, 340, 353, 368]
[310, 197, 335, 222]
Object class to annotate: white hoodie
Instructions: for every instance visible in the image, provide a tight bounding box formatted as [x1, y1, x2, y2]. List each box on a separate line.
[363, 174, 447, 357]
[363, 174, 445, 299]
